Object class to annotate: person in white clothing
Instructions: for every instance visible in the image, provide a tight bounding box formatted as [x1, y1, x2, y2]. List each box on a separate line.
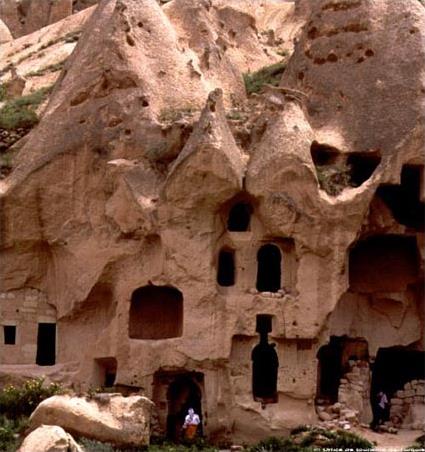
[182, 408, 200, 440]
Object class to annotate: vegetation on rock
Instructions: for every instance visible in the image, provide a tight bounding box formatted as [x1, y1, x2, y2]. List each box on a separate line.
[243, 61, 286, 95]
[248, 426, 373, 451]
[0, 86, 51, 130]
[0, 378, 63, 450]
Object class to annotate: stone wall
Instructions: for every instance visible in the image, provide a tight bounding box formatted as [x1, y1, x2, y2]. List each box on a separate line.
[317, 359, 372, 430]
[0, 289, 56, 365]
[390, 380, 425, 430]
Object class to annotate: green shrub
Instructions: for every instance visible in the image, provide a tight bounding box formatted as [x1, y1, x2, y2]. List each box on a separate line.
[0, 377, 63, 418]
[0, 86, 51, 130]
[243, 61, 286, 95]
[0, 415, 28, 451]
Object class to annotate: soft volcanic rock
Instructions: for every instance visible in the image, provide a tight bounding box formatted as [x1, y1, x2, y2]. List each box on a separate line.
[19, 425, 82, 452]
[28, 394, 154, 447]
[0, 0, 424, 445]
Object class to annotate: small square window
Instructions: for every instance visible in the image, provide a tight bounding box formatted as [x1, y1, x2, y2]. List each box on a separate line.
[4, 325, 16, 345]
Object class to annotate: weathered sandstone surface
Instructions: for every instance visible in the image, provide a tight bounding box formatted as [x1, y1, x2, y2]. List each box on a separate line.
[19, 424, 82, 452]
[29, 394, 154, 447]
[0, 0, 424, 444]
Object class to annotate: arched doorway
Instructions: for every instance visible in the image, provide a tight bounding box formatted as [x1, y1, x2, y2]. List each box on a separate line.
[256, 244, 281, 293]
[166, 374, 203, 441]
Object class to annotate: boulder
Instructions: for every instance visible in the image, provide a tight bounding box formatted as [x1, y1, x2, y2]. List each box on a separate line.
[29, 393, 154, 447]
[19, 425, 82, 452]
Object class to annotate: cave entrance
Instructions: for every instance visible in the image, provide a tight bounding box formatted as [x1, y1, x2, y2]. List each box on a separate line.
[371, 346, 425, 404]
[227, 202, 252, 232]
[252, 315, 278, 404]
[256, 244, 281, 293]
[36, 323, 56, 366]
[217, 248, 235, 287]
[129, 285, 183, 339]
[316, 336, 368, 404]
[377, 164, 424, 230]
[166, 373, 203, 442]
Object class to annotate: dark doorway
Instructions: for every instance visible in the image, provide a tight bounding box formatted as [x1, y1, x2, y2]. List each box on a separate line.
[217, 249, 235, 287]
[36, 323, 56, 366]
[227, 203, 252, 231]
[256, 244, 281, 292]
[316, 337, 343, 404]
[317, 336, 369, 404]
[377, 165, 424, 230]
[129, 285, 183, 339]
[3, 325, 16, 345]
[371, 347, 425, 403]
[166, 374, 203, 442]
[252, 315, 278, 404]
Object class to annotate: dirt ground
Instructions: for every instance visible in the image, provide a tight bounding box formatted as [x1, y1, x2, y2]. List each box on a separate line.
[353, 426, 424, 451]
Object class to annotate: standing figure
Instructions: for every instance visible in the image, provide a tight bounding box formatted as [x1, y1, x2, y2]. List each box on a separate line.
[182, 408, 200, 440]
[371, 390, 389, 431]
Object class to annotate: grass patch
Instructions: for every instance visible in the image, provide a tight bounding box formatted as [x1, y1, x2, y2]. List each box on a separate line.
[159, 106, 196, 123]
[78, 437, 219, 452]
[28, 60, 66, 77]
[0, 86, 52, 130]
[404, 434, 425, 451]
[243, 61, 286, 95]
[248, 427, 373, 451]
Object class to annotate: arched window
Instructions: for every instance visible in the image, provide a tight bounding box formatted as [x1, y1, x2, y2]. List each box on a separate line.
[129, 285, 183, 339]
[256, 244, 281, 292]
[217, 249, 235, 286]
[227, 203, 252, 231]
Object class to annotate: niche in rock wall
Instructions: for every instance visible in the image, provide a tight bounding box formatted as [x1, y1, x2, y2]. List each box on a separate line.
[252, 314, 278, 404]
[94, 357, 117, 388]
[377, 165, 424, 230]
[217, 248, 235, 287]
[129, 285, 183, 339]
[256, 244, 282, 293]
[3, 325, 16, 345]
[349, 235, 419, 293]
[227, 202, 253, 232]
[371, 346, 425, 402]
[311, 141, 381, 195]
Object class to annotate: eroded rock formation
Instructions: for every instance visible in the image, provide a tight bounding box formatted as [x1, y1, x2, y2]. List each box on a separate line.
[0, 0, 424, 443]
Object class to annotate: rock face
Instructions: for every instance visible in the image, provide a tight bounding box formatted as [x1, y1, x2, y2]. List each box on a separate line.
[0, 17, 11, 43]
[29, 394, 154, 447]
[0, 0, 424, 444]
[0, 0, 74, 38]
[19, 425, 82, 452]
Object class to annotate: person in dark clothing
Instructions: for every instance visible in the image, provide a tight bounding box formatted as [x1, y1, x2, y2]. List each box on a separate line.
[371, 390, 389, 431]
